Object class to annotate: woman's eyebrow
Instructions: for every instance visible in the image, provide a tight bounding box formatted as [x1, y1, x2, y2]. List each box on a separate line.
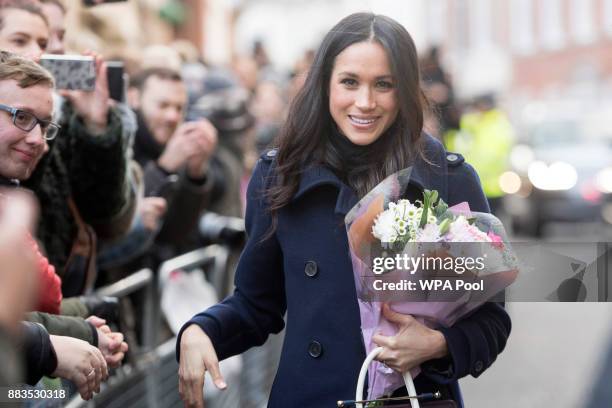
[337, 71, 358, 78]
[337, 71, 394, 80]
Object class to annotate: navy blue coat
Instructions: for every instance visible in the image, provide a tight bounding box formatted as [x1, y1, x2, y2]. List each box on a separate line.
[177, 135, 511, 407]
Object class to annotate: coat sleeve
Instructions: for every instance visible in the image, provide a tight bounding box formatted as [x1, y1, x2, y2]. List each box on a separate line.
[176, 158, 286, 362]
[20, 322, 58, 385]
[141, 159, 214, 244]
[0, 325, 23, 386]
[67, 106, 136, 240]
[421, 161, 512, 382]
[25, 312, 97, 347]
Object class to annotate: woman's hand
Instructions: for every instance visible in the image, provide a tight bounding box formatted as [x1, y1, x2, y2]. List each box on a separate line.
[373, 303, 448, 373]
[178, 325, 227, 408]
[50, 335, 108, 400]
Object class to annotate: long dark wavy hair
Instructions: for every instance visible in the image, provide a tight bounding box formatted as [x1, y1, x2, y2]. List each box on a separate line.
[268, 12, 426, 218]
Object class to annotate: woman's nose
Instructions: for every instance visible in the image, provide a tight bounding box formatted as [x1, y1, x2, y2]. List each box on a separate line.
[354, 87, 376, 110]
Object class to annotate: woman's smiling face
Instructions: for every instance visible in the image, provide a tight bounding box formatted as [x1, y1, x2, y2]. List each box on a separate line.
[329, 41, 399, 146]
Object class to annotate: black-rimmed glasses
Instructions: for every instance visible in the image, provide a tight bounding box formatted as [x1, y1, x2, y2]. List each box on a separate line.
[0, 103, 60, 141]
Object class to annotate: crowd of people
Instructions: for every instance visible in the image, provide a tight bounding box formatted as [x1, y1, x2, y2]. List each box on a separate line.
[0, 1, 512, 407]
[0, 0, 290, 402]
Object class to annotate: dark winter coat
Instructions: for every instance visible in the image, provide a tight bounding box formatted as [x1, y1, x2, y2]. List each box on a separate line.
[20, 322, 57, 385]
[177, 135, 511, 407]
[23, 102, 135, 294]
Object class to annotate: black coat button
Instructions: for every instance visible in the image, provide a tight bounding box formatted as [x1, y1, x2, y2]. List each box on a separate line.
[474, 360, 484, 373]
[304, 261, 318, 277]
[308, 340, 323, 358]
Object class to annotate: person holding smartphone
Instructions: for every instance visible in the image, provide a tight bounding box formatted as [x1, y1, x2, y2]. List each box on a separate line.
[0, 0, 137, 299]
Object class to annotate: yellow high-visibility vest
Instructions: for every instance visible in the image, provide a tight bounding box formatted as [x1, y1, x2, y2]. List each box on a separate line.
[446, 109, 515, 198]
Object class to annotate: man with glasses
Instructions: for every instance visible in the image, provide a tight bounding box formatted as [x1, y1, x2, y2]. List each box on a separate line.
[0, 52, 55, 181]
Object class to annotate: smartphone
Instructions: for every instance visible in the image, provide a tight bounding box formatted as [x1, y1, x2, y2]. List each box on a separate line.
[83, 0, 128, 6]
[39, 54, 96, 91]
[106, 61, 126, 102]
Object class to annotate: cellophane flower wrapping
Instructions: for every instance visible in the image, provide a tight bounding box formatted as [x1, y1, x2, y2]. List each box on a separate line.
[345, 168, 519, 400]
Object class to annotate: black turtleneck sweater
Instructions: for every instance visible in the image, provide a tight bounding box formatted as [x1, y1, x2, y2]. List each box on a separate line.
[324, 124, 400, 198]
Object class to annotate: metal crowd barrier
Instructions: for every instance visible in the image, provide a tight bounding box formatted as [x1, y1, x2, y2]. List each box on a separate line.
[65, 245, 245, 407]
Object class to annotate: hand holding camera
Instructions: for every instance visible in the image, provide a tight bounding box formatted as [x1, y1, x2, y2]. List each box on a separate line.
[55, 53, 111, 135]
[158, 119, 218, 177]
[185, 119, 218, 179]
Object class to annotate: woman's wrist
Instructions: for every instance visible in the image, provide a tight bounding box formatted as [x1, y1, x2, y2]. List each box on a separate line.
[429, 329, 449, 360]
[182, 324, 208, 346]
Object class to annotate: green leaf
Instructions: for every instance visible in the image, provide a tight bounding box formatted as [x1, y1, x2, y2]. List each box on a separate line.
[430, 190, 439, 204]
[439, 218, 451, 235]
[434, 200, 448, 217]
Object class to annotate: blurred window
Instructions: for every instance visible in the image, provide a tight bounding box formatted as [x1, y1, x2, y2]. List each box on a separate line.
[454, 0, 470, 50]
[511, 0, 535, 54]
[530, 119, 610, 147]
[426, 0, 448, 45]
[468, 0, 493, 49]
[605, 0, 612, 36]
[538, 0, 564, 50]
[569, 0, 596, 44]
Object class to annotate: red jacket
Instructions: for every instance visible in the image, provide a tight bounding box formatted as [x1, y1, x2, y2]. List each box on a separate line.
[29, 236, 62, 314]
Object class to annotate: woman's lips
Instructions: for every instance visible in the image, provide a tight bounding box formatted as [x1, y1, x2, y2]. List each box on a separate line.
[348, 115, 379, 129]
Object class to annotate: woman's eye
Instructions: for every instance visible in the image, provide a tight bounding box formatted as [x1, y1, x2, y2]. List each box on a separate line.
[340, 78, 358, 86]
[376, 81, 394, 89]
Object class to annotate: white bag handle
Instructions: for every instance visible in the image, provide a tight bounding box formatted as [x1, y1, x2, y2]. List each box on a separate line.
[355, 346, 419, 408]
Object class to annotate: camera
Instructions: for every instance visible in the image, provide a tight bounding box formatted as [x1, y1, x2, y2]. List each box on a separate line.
[187, 87, 254, 134]
[198, 212, 245, 248]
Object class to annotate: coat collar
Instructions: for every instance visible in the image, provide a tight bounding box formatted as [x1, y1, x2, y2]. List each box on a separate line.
[289, 134, 447, 215]
[292, 160, 431, 215]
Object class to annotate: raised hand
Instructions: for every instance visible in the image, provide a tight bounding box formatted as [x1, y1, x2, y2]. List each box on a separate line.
[157, 120, 218, 177]
[59, 53, 110, 135]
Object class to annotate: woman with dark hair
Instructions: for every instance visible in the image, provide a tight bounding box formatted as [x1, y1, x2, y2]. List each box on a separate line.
[177, 12, 510, 408]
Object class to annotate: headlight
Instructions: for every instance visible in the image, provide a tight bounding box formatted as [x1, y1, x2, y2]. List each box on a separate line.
[499, 171, 522, 194]
[527, 161, 578, 191]
[595, 167, 612, 193]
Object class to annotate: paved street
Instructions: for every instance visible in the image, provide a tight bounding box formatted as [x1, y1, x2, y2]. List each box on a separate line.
[461, 303, 612, 407]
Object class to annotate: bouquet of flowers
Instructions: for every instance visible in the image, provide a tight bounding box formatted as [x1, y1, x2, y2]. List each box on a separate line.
[344, 168, 518, 406]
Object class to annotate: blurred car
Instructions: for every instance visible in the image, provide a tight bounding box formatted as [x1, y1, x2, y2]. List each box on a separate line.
[502, 111, 612, 236]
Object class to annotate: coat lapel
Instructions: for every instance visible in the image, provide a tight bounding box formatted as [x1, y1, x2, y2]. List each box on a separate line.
[292, 165, 358, 215]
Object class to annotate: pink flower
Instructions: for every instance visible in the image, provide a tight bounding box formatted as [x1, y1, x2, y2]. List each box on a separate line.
[487, 231, 504, 249]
